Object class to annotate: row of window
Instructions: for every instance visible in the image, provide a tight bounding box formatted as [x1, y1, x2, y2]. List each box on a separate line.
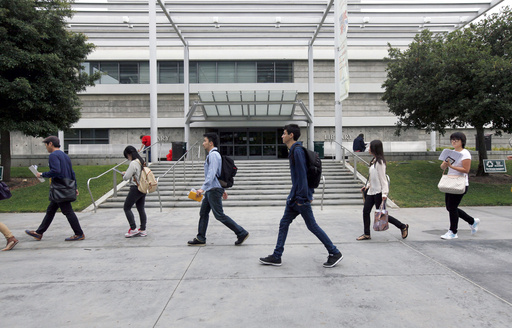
[82, 61, 293, 84]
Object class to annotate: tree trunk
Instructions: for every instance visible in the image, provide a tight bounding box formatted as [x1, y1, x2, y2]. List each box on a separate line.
[0, 129, 11, 182]
[475, 126, 488, 177]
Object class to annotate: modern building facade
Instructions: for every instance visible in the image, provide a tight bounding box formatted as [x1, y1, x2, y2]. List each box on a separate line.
[8, 0, 512, 162]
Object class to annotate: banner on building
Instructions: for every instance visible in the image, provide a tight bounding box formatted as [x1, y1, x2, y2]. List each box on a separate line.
[336, 0, 349, 102]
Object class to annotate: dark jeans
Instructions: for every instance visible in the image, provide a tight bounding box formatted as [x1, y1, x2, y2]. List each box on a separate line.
[445, 187, 474, 234]
[197, 188, 246, 242]
[273, 200, 339, 259]
[124, 185, 147, 230]
[363, 191, 406, 236]
[37, 201, 83, 236]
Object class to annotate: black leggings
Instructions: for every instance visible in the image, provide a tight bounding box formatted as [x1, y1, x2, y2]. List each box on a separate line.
[445, 187, 474, 234]
[124, 185, 147, 230]
[363, 191, 405, 236]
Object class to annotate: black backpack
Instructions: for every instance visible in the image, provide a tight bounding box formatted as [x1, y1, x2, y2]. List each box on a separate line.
[292, 145, 322, 189]
[210, 149, 238, 188]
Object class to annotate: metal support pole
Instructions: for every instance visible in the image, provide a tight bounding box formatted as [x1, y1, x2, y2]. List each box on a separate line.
[184, 45, 190, 150]
[307, 44, 315, 150]
[149, 0, 158, 163]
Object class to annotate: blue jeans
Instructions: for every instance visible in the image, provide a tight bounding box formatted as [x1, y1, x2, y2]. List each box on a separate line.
[197, 188, 246, 242]
[273, 200, 339, 258]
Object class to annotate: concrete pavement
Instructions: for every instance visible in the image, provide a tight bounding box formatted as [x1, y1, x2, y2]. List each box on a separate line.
[1, 204, 511, 327]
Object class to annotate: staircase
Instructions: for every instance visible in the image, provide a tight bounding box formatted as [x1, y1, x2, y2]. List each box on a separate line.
[99, 160, 364, 208]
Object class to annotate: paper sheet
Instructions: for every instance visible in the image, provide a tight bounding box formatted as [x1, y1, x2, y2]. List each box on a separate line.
[438, 149, 463, 164]
[29, 165, 45, 182]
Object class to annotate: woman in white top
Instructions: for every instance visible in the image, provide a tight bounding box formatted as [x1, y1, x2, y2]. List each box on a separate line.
[121, 146, 148, 238]
[439, 132, 480, 240]
[357, 140, 409, 240]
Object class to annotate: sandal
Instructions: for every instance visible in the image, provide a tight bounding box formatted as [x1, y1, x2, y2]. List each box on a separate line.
[356, 234, 371, 241]
[401, 224, 409, 239]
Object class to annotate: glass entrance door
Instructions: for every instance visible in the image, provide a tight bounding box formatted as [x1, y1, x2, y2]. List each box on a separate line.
[218, 128, 287, 160]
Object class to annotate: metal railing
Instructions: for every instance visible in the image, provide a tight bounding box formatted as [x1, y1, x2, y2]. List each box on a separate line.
[87, 142, 161, 213]
[328, 140, 370, 179]
[156, 140, 201, 211]
[320, 175, 326, 211]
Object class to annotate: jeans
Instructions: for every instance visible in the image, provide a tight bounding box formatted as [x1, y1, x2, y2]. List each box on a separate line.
[362, 191, 406, 236]
[36, 201, 83, 236]
[124, 185, 147, 230]
[445, 187, 474, 234]
[197, 188, 246, 242]
[273, 200, 339, 258]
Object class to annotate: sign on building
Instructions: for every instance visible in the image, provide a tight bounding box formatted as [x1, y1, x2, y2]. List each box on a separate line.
[483, 159, 507, 173]
[335, 0, 349, 102]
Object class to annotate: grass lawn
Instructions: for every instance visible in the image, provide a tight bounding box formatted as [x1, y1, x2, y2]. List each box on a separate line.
[0, 165, 127, 213]
[356, 160, 512, 207]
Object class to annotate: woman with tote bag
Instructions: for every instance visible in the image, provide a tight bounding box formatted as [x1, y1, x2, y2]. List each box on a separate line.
[357, 140, 409, 241]
[439, 132, 480, 240]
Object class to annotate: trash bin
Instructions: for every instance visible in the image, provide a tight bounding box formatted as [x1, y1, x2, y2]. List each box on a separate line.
[313, 141, 325, 159]
[475, 134, 492, 151]
[171, 142, 187, 161]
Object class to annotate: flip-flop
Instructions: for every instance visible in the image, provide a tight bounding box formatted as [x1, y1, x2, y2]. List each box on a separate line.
[356, 234, 371, 241]
[401, 224, 409, 239]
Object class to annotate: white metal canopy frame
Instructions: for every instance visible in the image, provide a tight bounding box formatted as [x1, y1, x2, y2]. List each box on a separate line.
[186, 90, 312, 124]
[69, 0, 504, 48]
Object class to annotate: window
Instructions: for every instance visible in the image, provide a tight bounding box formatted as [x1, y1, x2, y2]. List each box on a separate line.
[83, 60, 293, 84]
[64, 129, 109, 152]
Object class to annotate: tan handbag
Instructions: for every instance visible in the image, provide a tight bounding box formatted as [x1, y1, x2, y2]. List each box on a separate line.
[437, 169, 466, 194]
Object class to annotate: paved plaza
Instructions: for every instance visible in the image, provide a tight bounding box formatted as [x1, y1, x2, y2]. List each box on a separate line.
[1, 204, 511, 327]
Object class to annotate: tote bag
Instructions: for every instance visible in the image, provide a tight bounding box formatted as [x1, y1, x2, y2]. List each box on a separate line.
[373, 200, 389, 231]
[49, 178, 77, 203]
[437, 169, 465, 194]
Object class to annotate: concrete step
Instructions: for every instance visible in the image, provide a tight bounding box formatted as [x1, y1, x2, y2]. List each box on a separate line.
[99, 160, 364, 208]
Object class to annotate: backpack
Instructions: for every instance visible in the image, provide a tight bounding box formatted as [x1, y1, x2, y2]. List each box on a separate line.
[135, 160, 158, 194]
[211, 149, 237, 188]
[292, 145, 322, 189]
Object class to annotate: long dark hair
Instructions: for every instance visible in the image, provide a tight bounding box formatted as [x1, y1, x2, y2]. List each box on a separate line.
[369, 140, 386, 166]
[123, 145, 145, 166]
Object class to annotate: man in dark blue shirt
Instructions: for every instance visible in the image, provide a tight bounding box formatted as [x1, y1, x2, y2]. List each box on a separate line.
[25, 136, 85, 241]
[259, 124, 343, 268]
[353, 133, 366, 152]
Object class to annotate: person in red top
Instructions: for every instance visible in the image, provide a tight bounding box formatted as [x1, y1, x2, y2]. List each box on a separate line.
[138, 135, 152, 162]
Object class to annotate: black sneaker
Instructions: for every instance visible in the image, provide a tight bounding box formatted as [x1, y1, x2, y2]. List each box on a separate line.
[259, 255, 282, 266]
[234, 232, 249, 246]
[187, 238, 206, 246]
[323, 252, 343, 268]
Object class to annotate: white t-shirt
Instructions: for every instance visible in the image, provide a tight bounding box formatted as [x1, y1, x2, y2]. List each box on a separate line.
[447, 148, 471, 186]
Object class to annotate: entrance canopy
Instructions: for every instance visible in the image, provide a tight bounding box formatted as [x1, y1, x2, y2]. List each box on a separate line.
[186, 90, 312, 123]
[69, 0, 504, 48]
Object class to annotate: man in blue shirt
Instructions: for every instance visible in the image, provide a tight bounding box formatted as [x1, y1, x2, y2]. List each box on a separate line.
[260, 124, 343, 268]
[188, 133, 249, 246]
[25, 136, 85, 241]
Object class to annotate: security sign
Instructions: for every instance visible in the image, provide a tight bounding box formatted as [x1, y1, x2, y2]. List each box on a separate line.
[483, 159, 507, 173]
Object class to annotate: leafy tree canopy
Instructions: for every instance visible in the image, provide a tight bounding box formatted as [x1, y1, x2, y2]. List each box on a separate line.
[382, 7, 512, 138]
[0, 0, 100, 137]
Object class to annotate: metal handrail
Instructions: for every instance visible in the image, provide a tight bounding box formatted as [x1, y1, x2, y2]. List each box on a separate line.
[320, 175, 326, 211]
[156, 140, 201, 211]
[87, 141, 161, 213]
[328, 140, 370, 179]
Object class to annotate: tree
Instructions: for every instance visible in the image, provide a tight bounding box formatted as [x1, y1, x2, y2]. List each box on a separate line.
[382, 7, 512, 176]
[0, 0, 100, 181]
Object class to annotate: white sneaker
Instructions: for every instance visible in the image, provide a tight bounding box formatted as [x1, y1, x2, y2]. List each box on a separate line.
[470, 218, 480, 235]
[441, 230, 458, 240]
[138, 230, 147, 237]
[125, 228, 140, 238]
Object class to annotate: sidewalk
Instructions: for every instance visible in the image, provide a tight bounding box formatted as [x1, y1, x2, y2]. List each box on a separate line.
[1, 205, 511, 327]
